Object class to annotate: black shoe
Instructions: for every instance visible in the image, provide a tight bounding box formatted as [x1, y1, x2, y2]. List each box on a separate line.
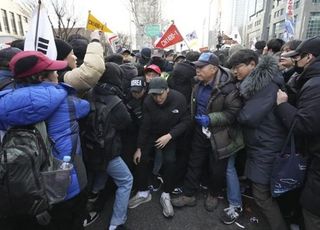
[83, 211, 99, 227]
[115, 224, 130, 230]
[171, 187, 183, 195]
[204, 194, 219, 212]
[88, 192, 99, 202]
[220, 206, 243, 225]
[148, 175, 163, 192]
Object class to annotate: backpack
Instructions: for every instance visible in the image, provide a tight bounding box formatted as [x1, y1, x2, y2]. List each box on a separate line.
[0, 122, 51, 217]
[82, 90, 121, 171]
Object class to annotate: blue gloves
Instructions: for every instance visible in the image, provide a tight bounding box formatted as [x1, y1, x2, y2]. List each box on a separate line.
[195, 114, 210, 127]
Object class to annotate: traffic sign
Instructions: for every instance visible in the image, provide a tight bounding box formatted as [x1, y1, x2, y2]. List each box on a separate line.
[144, 24, 161, 38]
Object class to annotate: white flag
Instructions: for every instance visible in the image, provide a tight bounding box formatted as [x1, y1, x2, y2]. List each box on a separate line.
[186, 31, 198, 41]
[24, 3, 57, 59]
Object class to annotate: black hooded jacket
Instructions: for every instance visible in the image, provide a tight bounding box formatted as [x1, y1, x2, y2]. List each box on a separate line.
[167, 62, 196, 105]
[238, 55, 287, 185]
[276, 55, 320, 216]
[82, 63, 131, 170]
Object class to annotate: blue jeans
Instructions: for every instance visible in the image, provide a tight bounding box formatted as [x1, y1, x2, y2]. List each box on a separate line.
[226, 155, 242, 207]
[92, 156, 133, 226]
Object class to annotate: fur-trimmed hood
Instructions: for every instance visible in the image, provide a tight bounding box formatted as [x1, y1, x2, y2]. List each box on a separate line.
[240, 55, 283, 99]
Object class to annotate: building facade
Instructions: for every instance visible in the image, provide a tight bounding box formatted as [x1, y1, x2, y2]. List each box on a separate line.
[0, 0, 29, 44]
[209, 0, 249, 48]
[246, 0, 273, 47]
[245, 0, 320, 47]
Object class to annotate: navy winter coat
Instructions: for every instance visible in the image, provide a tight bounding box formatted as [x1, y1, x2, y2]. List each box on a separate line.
[238, 56, 287, 185]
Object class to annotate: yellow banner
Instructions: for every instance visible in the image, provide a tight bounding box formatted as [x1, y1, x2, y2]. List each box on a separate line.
[86, 11, 113, 33]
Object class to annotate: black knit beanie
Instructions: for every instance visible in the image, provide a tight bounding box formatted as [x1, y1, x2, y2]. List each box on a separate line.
[69, 38, 88, 61]
[0, 47, 22, 69]
[99, 62, 123, 88]
[55, 39, 73, 60]
[105, 54, 123, 65]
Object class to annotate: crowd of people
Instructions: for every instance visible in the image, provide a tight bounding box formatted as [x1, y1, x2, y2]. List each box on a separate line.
[0, 30, 320, 230]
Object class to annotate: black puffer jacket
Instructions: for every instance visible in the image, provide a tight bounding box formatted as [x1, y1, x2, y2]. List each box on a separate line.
[238, 55, 287, 185]
[276, 55, 320, 216]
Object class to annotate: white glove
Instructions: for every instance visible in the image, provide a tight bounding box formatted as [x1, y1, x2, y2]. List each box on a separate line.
[90, 30, 101, 42]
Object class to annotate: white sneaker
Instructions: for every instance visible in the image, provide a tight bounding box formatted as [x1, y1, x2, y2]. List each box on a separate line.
[128, 193, 152, 209]
[160, 194, 174, 217]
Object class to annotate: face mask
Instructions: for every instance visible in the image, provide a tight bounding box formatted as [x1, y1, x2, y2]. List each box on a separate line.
[294, 61, 304, 74]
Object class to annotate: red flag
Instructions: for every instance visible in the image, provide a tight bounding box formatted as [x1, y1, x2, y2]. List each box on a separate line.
[155, 24, 183, 49]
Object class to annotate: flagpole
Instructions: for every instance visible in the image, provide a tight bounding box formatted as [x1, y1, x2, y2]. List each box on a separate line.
[34, 0, 41, 50]
[183, 40, 190, 50]
[87, 10, 91, 31]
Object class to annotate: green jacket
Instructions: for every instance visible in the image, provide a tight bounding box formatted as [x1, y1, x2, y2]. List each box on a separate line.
[191, 66, 244, 159]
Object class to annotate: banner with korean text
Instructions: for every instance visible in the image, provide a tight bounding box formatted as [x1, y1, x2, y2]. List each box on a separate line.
[155, 24, 183, 49]
[86, 11, 113, 33]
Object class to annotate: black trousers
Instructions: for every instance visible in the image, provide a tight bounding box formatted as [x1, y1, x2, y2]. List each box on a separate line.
[174, 128, 193, 188]
[0, 190, 87, 230]
[135, 142, 176, 193]
[183, 126, 228, 197]
[303, 208, 320, 230]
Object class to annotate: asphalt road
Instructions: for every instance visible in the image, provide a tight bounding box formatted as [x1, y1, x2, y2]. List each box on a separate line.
[86, 189, 271, 230]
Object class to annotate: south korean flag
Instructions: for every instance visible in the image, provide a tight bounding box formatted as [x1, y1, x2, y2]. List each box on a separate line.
[24, 2, 57, 59]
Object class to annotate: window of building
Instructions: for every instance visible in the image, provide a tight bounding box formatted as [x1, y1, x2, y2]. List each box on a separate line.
[307, 12, 320, 38]
[312, 0, 320, 3]
[280, 8, 284, 16]
[1, 9, 10, 33]
[274, 20, 285, 35]
[17, 14, 24, 36]
[294, 0, 300, 9]
[24, 16, 28, 23]
[9, 12, 17, 34]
